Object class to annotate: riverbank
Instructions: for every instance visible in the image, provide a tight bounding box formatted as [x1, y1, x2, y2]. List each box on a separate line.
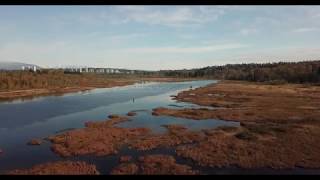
[0, 77, 199, 101]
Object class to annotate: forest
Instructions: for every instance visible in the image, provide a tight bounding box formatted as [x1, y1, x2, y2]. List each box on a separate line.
[158, 60, 320, 84]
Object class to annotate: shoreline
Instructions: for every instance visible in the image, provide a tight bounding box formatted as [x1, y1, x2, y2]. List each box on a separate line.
[0, 77, 203, 101]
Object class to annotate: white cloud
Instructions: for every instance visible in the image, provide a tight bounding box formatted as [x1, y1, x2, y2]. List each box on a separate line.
[47, 6, 226, 28]
[292, 27, 320, 33]
[177, 34, 195, 40]
[313, 13, 320, 18]
[120, 43, 249, 53]
[230, 47, 320, 63]
[0, 41, 73, 67]
[107, 33, 146, 41]
[240, 28, 258, 36]
[115, 6, 225, 27]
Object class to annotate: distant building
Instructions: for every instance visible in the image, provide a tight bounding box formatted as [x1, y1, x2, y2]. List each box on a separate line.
[21, 65, 38, 72]
[62, 67, 135, 75]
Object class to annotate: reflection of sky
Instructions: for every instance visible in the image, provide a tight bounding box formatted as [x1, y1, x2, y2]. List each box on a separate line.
[0, 80, 218, 143]
[0, 81, 210, 128]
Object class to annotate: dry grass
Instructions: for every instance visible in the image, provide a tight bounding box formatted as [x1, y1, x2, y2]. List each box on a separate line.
[7, 161, 100, 175]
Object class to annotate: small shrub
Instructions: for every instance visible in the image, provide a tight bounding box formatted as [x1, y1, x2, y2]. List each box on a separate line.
[234, 131, 257, 141]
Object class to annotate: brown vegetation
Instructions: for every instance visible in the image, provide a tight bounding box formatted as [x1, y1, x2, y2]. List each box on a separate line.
[138, 155, 198, 175]
[0, 87, 94, 100]
[48, 115, 151, 157]
[155, 80, 320, 124]
[152, 107, 213, 120]
[151, 80, 320, 169]
[111, 155, 198, 175]
[119, 156, 132, 163]
[128, 124, 204, 151]
[27, 139, 42, 146]
[0, 70, 196, 100]
[39, 80, 320, 171]
[110, 163, 139, 175]
[176, 120, 320, 169]
[0, 70, 135, 92]
[49, 116, 203, 157]
[127, 112, 137, 116]
[7, 161, 100, 175]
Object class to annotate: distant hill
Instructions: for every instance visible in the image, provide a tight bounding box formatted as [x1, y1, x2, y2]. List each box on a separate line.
[0, 62, 41, 70]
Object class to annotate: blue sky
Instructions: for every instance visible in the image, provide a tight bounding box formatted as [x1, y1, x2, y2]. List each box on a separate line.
[0, 5, 320, 70]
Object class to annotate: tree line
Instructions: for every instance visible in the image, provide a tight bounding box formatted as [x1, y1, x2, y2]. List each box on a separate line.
[1, 60, 319, 91]
[158, 60, 320, 84]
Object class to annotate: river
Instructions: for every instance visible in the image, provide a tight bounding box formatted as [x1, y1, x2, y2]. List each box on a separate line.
[0, 80, 241, 174]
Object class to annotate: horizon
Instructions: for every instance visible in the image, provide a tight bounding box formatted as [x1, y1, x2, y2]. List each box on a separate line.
[1, 5, 320, 70]
[2, 59, 320, 71]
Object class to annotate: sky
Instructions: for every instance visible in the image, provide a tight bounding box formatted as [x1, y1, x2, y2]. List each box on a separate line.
[0, 5, 320, 70]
